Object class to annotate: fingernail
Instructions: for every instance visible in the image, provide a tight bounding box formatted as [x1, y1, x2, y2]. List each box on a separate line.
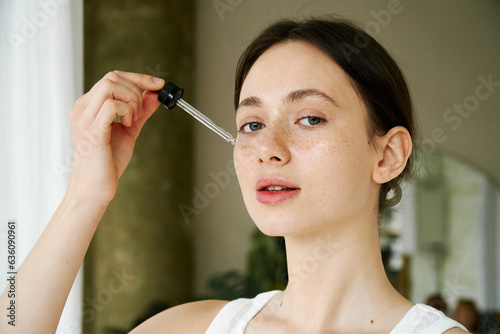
[153, 77, 164, 85]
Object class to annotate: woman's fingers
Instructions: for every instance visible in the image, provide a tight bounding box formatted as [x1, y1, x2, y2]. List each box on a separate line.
[82, 71, 165, 123]
[105, 71, 145, 119]
[69, 70, 166, 147]
[131, 89, 163, 132]
[113, 70, 165, 91]
[94, 99, 134, 133]
[85, 78, 141, 123]
[112, 71, 165, 122]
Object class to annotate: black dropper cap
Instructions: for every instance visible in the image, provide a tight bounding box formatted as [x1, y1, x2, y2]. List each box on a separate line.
[157, 82, 184, 109]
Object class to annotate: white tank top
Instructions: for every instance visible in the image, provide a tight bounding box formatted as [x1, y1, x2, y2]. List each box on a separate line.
[205, 291, 468, 334]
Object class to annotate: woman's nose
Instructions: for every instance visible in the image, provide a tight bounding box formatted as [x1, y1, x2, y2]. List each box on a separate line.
[257, 125, 291, 165]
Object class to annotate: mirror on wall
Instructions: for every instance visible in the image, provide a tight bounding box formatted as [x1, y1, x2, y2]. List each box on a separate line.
[381, 150, 500, 332]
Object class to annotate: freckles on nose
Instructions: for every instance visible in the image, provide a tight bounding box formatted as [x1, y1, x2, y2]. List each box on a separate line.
[263, 125, 291, 144]
[260, 130, 295, 164]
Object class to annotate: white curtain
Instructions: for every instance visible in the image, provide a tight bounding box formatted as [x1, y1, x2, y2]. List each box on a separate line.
[0, 0, 83, 333]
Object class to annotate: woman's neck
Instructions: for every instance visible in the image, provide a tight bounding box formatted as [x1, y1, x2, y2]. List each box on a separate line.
[276, 218, 412, 333]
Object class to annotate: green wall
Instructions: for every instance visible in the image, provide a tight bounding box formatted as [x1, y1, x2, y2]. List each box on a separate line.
[83, 1, 195, 332]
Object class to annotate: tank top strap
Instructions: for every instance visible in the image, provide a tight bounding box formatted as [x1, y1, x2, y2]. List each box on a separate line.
[390, 303, 468, 334]
[205, 290, 281, 334]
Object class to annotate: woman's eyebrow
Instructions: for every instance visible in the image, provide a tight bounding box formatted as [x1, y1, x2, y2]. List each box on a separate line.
[237, 96, 263, 112]
[236, 88, 339, 113]
[284, 88, 339, 107]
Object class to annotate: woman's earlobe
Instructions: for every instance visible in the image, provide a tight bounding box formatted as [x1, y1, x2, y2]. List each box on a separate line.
[372, 126, 412, 184]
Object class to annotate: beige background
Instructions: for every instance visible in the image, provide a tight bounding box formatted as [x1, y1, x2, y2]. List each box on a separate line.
[191, 0, 500, 295]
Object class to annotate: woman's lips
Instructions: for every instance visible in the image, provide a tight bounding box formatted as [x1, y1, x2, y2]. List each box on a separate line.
[256, 177, 300, 205]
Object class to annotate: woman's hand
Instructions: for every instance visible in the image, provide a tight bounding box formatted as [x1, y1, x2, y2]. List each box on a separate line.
[1, 71, 165, 334]
[67, 70, 164, 204]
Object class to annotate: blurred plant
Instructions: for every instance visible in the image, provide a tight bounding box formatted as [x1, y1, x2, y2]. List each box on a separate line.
[203, 228, 287, 300]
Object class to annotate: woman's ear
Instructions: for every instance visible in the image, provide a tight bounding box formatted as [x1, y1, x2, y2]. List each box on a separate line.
[372, 126, 412, 184]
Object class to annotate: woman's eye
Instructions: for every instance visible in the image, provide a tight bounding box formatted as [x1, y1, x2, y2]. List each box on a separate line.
[298, 116, 324, 126]
[240, 122, 265, 133]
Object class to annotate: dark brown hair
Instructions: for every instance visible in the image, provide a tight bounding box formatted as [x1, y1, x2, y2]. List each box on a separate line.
[234, 17, 417, 218]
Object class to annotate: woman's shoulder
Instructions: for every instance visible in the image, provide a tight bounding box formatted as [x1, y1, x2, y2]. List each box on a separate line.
[129, 299, 230, 334]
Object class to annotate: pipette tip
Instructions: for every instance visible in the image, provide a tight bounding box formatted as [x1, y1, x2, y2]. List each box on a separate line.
[157, 82, 237, 146]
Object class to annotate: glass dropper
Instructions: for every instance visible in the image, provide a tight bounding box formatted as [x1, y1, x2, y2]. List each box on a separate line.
[157, 82, 236, 145]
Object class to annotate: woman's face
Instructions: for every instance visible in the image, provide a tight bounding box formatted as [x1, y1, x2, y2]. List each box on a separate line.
[234, 41, 381, 237]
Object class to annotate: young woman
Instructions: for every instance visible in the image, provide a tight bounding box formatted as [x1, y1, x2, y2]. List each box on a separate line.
[1, 18, 469, 334]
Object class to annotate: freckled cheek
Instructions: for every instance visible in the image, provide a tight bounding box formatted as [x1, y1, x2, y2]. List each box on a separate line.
[233, 143, 255, 189]
[298, 136, 353, 196]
